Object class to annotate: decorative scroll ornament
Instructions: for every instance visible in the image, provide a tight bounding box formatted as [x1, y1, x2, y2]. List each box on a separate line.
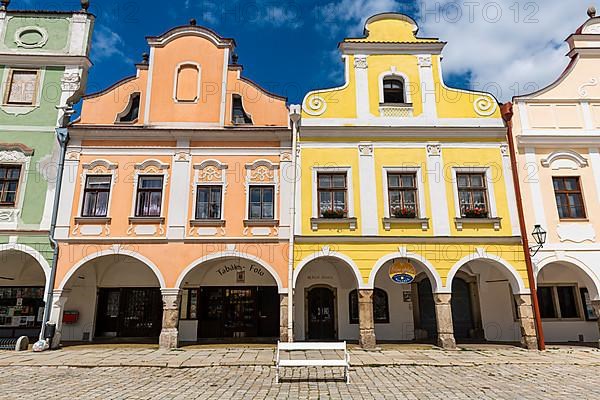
[426, 143, 441, 156]
[61, 73, 81, 92]
[302, 95, 327, 116]
[473, 96, 498, 116]
[251, 166, 273, 182]
[354, 56, 368, 69]
[0, 151, 28, 162]
[578, 78, 598, 97]
[417, 55, 432, 67]
[199, 166, 222, 182]
[358, 144, 373, 156]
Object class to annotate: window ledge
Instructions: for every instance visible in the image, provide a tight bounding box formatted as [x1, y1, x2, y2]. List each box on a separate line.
[243, 219, 279, 227]
[454, 217, 501, 231]
[311, 217, 357, 231]
[128, 216, 165, 224]
[74, 217, 111, 224]
[383, 217, 429, 231]
[558, 218, 589, 222]
[190, 219, 226, 227]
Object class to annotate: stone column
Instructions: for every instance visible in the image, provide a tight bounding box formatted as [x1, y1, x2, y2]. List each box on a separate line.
[159, 289, 181, 350]
[514, 294, 538, 350]
[592, 300, 600, 349]
[433, 293, 456, 349]
[358, 289, 376, 349]
[48, 289, 70, 349]
[279, 293, 289, 342]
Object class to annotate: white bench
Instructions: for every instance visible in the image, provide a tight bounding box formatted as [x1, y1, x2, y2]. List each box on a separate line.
[275, 341, 350, 383]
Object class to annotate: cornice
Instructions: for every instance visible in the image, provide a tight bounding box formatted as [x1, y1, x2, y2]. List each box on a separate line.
[517, 134, 600, 147]
[339, 41, 446, 55]
[0, 54, 91, 68]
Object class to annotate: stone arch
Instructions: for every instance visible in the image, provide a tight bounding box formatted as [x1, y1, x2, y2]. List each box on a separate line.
[0, 243, 51, 293]
[294, 251, 364, 289]
[368, 252, 442, 293]
[536, 254, 600, 300]
[176, 250, 285, 293]
[57, 248, 166, 290]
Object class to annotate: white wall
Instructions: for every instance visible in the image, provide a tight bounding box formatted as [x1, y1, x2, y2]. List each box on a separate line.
[374, 269, 415, 341]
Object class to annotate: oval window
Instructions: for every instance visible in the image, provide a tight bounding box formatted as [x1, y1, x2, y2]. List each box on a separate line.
[15, 27, 48, 48]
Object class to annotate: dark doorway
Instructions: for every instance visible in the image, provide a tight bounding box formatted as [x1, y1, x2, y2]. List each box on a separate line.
[451, 277, 476, 340]
[415, 278, 437, 340]
[197, 286, 279, 339]
[307, 287, 336, 340]
[95, 288, 163, 338]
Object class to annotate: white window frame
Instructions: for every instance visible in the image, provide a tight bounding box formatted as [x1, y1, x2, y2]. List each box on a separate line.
[451, 166, 498, 219]
[79, 159, 118, 218]
[382, 167, 426, 219]
[378, 69, 412, 105]
[173, 61, 202, 103]
[312, 166, 354, 219]
[131, 159, 170, 218]
[245, 159, 279, 220]
[0, 151, 31, 229]
[192, 159, 228, 221]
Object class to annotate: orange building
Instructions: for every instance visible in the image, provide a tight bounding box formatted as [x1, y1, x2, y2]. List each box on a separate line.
[49, 21, 293, 348]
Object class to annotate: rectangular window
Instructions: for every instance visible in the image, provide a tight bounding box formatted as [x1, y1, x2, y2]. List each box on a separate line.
[388, 173, 418, 218]
[195, 186, 222, 220]
[553, 177, 586, 219]
[5, 70, 39, 105]
[538, 285, 581, 320]
[0, 165, 21, 206]
[457, 172, 489, 218]
[580, 288, 599, 321]
[248, 186, 274, 219]
[317, 173, 347, 218]
[135, 175, 163, 217]
[81, 175, 111, 217]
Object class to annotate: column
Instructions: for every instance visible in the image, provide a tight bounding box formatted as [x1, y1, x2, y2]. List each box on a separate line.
[514, 294, 538, 349]
[159, 289, 181, 350]
[279, 293, 289, 342]
[358, 289, 376, 349]
[166, 143, 191, 239]
[592, 300, 600, 349]
[433, 293, 456, 349]
[48, 289, 70, 349]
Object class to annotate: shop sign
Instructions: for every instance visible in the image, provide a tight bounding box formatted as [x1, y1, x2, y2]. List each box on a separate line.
[217, 263, 265, 278]
[389, 259, 416, 284]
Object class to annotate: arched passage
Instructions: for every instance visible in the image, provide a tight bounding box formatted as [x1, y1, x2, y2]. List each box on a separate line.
[176, 254, 283, 343]
[0, 245, 50, 340]
[445, 253, 528, 344]
[58, 253, 164, 343]
[294, 254, 362, 341]
[536, 256, 600, 344]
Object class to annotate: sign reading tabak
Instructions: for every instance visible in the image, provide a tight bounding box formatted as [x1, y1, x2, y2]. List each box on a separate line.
[217, 264, 265, 277]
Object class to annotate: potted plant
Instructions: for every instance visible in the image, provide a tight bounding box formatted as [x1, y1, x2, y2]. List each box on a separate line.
[391, 206, 416, 218]
[463, 206, 488, 218]
[321, 208, 346, 219]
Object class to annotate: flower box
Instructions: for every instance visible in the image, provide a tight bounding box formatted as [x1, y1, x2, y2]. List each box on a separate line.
[391, 207, 416, 219]
[321, 209, 346, 219]
[462, 207, 488, 218]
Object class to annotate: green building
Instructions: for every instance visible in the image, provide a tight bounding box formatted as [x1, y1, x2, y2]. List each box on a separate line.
[0, 3, 94, 339]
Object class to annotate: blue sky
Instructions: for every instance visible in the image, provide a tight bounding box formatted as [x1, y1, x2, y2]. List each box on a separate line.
[18, 0, 594, 104]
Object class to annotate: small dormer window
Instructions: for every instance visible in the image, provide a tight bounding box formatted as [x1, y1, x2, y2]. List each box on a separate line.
[383, 78, 405, 104]
[232, 94, 252, 124]
[116, 92, 141, 123]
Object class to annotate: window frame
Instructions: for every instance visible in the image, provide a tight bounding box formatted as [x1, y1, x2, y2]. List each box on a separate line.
[80, 174, 112, 218]
[194, 185, 223, 220]
[349, 288, 390, 324]
[317, 172, 348, 218]
[451, 167, 497, 219]
[247, 185, 275, 220]
[378, 71, 412, 106]
[552, 176, 587, 220]
[3, 69, 40, 106]
[387, 172, 419, 218]
[0, 164, 22, 207]
[537, 284, 583, 321]
[382, 78, 406, 104]
[134, 175, 165, 218]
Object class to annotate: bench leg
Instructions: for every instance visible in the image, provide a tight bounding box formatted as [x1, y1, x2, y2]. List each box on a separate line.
[345, 366, 350, 384]
[275, 366, 279, 384]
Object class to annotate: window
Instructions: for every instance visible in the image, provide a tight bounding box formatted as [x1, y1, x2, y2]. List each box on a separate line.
[232, 94, 252, 124]
[537, 285, 581, 320]
[5, 70, 39, 105]
[383, 78, 405, 104]
[0, 165, 21, 206]
[248, 186, 274, 219]
[117, 92, 141, 123]
[135, 175, 163, 217]
[553, 177, 586, 219]
[195, 186, 222, 220]
[388, 173, 418, 218]
[81, 175, 111, 217]
[175, 64, 200, 102]
[318, 173, 347, 218]
[580, 288, 599, 321]
[457, 173, 489, 218]
[349, 289, 389, 324]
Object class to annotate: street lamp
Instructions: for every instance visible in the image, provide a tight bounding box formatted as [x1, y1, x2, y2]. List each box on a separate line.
[529, 225, 547, 257]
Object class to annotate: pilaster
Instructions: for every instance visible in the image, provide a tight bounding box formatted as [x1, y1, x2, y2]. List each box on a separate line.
[280, 293, 289, 342]
[433, 293, 456, 349]
[514, 294, 538, 350]
[159, 288, 181, 349]
[358, 289, 376, 349]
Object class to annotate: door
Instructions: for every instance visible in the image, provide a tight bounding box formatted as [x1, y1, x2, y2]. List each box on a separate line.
[307, 287, 336, 340]
[95, 289, 121, 337]
[451, 278, 476, 340]
[416, 279, 437, 340]
[257, 287, 279, 337]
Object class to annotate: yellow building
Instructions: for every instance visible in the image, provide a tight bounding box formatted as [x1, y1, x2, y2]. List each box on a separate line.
[292, 13, 536, 349]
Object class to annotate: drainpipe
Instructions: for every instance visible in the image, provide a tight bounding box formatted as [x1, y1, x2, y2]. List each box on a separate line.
[287, 105, 301, 342]
[41, 106, 73, 343]
[502, 102, 545, 350]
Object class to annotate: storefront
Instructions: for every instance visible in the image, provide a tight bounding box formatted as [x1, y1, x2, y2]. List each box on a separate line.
[0, 286, 45, 339]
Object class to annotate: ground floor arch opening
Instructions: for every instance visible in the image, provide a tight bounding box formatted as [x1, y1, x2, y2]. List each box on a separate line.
[0, 248, 48, 339]
[177, 256, 283, 343]
[58, 254, 163, 344]
[537, 260, 600, 345]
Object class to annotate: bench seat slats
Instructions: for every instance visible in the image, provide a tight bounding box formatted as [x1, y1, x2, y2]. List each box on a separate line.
[278, 359, 348, 367]
[278, 342, 346, 351]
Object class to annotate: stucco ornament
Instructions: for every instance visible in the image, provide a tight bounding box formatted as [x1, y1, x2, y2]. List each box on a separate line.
[302, 95, 327, 116]
[0, 151, 28, 162]
[61, 73, 81, 92]
[199, 166, 222, 182]
[578, 78, 598, 97]
[251, 166, 273, 182]
[14, 26, 49, 49]
[473, 96, 498, 116]
[354, 56, 368, 69]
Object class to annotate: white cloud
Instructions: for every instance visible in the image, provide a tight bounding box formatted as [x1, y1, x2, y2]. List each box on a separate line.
[315, 0, 405, 36]
[91, 26, 133, 65]
[417, 1, 591, 101]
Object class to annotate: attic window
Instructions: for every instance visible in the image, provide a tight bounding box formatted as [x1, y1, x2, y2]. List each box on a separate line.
[383, 78, 405, 104]
[175, 63, 200, 102]
[116, 92, 141, 123]
[232, 94, 252, 124]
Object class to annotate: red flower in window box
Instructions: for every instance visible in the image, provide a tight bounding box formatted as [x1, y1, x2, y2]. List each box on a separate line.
[463, 206, 488, 218]
[391, 207, 416, 218]
[321, 208, 346, 219]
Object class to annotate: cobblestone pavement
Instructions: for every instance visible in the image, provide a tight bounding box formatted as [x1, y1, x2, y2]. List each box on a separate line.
[0, 345, 599, 399]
